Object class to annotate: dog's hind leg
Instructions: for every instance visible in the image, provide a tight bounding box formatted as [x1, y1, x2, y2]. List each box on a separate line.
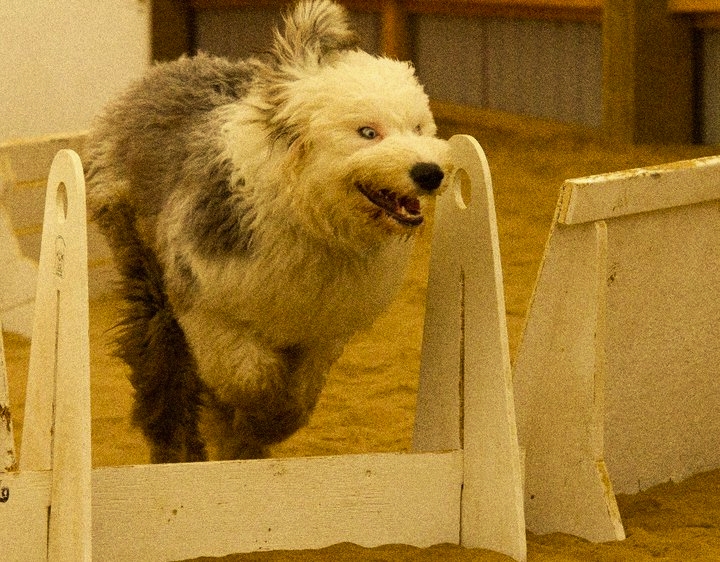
[94, 201, 208, 463]
[122, 302, 208, 463]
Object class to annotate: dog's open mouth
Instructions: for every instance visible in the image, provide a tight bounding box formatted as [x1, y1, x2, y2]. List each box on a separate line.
[356, 183, 423, 227]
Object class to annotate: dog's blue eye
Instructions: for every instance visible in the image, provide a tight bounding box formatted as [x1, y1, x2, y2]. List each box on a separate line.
[358, 127, 377, 140]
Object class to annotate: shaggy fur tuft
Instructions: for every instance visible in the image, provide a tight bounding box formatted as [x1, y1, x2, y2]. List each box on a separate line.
[92, 201, 208, 462]
[272, 0, 357, 64]
[85, 0, 449, 462]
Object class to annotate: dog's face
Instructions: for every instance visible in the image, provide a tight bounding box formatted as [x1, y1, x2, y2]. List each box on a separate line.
[245, 0, 450, 249]
[266, 50, 449, 247]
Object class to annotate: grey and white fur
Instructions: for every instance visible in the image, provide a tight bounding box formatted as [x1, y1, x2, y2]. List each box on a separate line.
[84, 0, 449, 462]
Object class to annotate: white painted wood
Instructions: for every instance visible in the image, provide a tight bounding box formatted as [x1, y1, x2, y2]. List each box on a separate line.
[3, 141, 529, 561]
[555, 158, 720, 494]
[559, 154, 720, 224]
[4, 139, 714, 558]
[0, 451, 460, 561]
[0, 326, 17, 472]
[0, 470, 53, 561]
[513, 216, 625, 542]
[412, 187, 463, 452]
[515, 152, 720, 539]
[20, 149, 91, 560]
[0, 133, 86, 185]
[603, 200, 720, 493]
[92, 451, 462, 561]
[453, 137, 526, 561]
[414, 135, 526, 561]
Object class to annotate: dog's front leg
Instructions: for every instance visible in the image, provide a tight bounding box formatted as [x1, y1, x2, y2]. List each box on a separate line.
[181, 312, 332, 460]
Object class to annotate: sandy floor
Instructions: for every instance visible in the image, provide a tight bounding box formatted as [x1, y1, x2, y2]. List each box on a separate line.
[3, 110, 719, 560]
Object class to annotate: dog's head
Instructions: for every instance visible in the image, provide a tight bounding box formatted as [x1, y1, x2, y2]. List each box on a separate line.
[252, 0, 449, 247]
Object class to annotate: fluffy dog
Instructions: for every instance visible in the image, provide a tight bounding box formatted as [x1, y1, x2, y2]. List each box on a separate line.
[84, 0, 449, 462]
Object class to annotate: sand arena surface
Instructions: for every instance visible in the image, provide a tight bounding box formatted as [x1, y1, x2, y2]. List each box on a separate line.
[3, 110, 719, 560]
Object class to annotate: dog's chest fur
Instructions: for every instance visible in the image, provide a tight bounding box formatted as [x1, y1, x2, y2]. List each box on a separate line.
[153, 100, 416, 348]
[187, 235, 414, 347]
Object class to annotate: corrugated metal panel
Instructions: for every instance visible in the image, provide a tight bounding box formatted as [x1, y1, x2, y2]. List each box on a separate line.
[196, 10, 603, 128]
[413, 16, 489, 107]
[415, 16, 602, 127]
[196, 8, 379, 60]
[196, 8, 280, 61]
[194, 10, 719, 141]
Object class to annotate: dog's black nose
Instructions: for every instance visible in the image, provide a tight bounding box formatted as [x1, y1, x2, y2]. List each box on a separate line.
[410, 162, 444, 192]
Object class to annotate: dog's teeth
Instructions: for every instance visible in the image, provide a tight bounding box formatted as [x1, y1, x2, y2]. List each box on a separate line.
[357, 183, 423, 226]
[400, 196, 421, 216]
[378, 189, 396, 204]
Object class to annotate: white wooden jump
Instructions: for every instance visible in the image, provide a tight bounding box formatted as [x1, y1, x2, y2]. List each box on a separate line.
[1, 149, 92, 560]
[514, 154, 720, 541]
[2, 132, 718, 560]
[0, 135, 528, 561]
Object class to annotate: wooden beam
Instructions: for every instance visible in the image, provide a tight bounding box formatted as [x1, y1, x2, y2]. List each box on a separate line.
[669, 0, 720, 27]
[402, 0, 602, 22]
[1, 452, 464, 561]
[694, 12, 720, 25]
[559, 154, 720, 225]
[190, 0, 603, 22]
[514, 217, 625, 542]
[18, 149, 92, 561]
[382, 1, 412, 59]
[668, 0, 720, 12]
[413, 135, 526, 561]
[92, 452, 463, 560]
[602, 0, 696, 143]
[190, 0, 383, 11]
[152, 0, 195, 61]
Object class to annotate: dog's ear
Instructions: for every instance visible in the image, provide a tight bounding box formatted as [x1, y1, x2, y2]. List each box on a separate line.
[252, 1, 359, 144]
[271, 0, 358, 69]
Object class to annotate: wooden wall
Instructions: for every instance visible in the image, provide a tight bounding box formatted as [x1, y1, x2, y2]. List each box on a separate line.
[702, 30, 720, 143]
[153, 1, 720, 144]
[414, 15, 602, 126]
[669, 0, 720, 143]
[195, 8, 380, 59]
[193, 4, 605, 128]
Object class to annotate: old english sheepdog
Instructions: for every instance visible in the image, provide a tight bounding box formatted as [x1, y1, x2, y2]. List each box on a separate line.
[84, 0, 449, 462]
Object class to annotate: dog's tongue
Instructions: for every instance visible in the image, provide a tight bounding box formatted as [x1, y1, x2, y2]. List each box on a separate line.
[378, 189, 421, 222]
[400, 195, 420, 216]
[357, 183, 423, 226]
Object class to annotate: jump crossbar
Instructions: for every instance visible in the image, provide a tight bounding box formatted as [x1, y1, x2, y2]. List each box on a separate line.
[559, 154, 720, 224]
